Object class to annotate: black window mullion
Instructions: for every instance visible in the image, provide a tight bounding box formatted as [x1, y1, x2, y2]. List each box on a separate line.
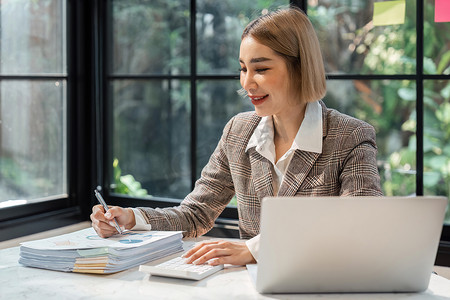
[290, 0, 306, 13]
[416, 0, 424, 196]
[190, 0, 198, 190]
[93, 0, 104, 196]
[68, 0, 95, 216]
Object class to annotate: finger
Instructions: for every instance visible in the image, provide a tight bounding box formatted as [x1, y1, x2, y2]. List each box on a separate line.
[92, 204, 105, 212]
[182, 242, 209, 258]
[105, 206, 124, 220]
[192, 248, 229, 265]
[183, 247, 211, 264]
[92, 221, 117, 238]
[94, 214, 118, 230]
[183, 245, 212, 263]
[182, 241, 220, 261]
[207, 255, 243, 266]
[188, 241, 255, 266]
[91, 205, 108, 222]
[91, 206, 121, 238]
[207, 257, 223, 266]
[185, 243, 228, 264]
[189, 240, 220, 253]
[92, 205, 106, 219]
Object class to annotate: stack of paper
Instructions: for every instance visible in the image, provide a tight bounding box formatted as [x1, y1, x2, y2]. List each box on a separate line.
[19, 227, 183, 274]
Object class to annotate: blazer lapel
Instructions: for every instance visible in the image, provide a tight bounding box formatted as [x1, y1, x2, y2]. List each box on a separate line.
[246, 100, 329, 198]
[277, 101, 328, 196]
[277, 150, 320, 196]
[248, 149, 275, 199]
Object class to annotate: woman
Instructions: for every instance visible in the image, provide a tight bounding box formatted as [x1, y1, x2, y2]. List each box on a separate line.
[91, 7, 382, 267]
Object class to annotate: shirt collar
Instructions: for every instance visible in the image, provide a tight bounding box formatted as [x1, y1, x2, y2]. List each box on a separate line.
[245, 100, 323, 154]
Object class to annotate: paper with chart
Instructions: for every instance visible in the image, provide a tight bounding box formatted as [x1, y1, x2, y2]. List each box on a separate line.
[20, 227, 180, 250]
[19, 227, 183, 273]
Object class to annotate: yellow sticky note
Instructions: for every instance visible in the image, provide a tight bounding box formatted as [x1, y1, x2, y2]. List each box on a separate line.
[373, 0, 406, 26]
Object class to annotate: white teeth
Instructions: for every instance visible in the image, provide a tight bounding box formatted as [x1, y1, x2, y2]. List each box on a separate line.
[253, 96, 265, 100]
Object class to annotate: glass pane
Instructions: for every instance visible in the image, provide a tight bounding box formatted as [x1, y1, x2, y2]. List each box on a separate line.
[196, 80, 253, 207]
[308, 0, 416, 75]
[324, 79, 416, 196]
[0, 0, 66, 75]
[424, 80, 450, 224]
[196, 80, 253, 176]
[197, 0, 289, 75]
[110, 0, 190, 75]
[0, 80, 67, 206]
[424, 0, 450, 75]
[110, 80, 191, 199]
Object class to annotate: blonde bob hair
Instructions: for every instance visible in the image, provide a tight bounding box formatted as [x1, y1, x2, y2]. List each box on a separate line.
[242, 8, 326, 103]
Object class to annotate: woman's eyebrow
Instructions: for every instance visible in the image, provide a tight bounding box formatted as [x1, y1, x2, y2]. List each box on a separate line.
[239, 57, 272, 64]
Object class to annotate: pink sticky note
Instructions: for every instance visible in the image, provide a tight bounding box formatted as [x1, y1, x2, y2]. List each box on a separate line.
[435, 0, 450, 22]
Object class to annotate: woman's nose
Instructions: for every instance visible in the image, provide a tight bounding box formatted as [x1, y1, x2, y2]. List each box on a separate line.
[241, 73, 257, 92]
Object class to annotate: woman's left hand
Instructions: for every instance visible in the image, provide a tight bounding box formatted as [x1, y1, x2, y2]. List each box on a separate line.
[182, 240, 256, 266]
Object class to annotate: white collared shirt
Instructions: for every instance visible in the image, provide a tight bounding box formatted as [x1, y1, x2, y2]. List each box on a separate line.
[245, 100, 323, 195]
[245, 100, 323, 261]
[133, 101, 324, 262]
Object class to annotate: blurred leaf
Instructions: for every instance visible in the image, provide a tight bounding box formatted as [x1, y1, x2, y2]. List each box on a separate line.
[120, 175, 148, 196]
[398, 88, 416, 101]
[437, 51, 450, 74]
[408, 135, 416, 152]
[401, 118, 415, 132]
[428, 156, 447, 170]
[424, 95, 438, 109]
[441, 84, 450, 100]
[113, 158, 121, 182]
[424, 136, 438, 152]
[423, 57, 437, 74]
[112, 159, 149, 197]
[444, 144, 450, 156]
[423, 171, 441, 187]
[436, 103, 450, 124]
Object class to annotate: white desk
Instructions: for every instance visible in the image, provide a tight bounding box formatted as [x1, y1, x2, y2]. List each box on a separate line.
[1, 238, 450, 299]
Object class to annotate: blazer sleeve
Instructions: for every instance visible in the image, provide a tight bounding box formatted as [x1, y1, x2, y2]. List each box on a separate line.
[135, 117, 236, 237]
[339, 124, 383, 196]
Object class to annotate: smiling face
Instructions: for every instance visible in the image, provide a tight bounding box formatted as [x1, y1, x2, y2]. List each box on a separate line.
[239, 36, 300, 118]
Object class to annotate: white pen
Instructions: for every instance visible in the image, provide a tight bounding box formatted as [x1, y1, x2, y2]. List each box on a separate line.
[94, 190, 123, 234]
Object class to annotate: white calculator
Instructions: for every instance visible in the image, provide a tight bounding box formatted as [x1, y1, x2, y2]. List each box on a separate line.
[139, 256, 224, 280]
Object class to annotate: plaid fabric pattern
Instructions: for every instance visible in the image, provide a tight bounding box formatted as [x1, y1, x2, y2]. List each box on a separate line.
[138, 101, 383, 239]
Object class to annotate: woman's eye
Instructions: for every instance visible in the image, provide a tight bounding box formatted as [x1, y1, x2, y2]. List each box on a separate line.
[239, 67, 268, 73]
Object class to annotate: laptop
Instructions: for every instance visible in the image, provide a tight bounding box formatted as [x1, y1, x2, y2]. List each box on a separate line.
[248, 196, 447, 294]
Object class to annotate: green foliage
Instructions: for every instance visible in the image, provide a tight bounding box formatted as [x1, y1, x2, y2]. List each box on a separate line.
[383, 145, 416, 197]
[0, 156, 54, 200]
[113, 158, 149, 197]
[110, 0, 288, 200]
[309, 1, 449, 222]
[108, 1, 449, 219]
[1, 157, 24, 184]
[392, 70, 450, 221]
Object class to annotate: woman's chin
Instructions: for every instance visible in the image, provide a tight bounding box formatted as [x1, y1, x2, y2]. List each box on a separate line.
[254, 109, 271, 117]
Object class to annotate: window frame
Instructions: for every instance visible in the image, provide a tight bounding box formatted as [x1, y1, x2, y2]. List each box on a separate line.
[0, 0, 95, 240]
[100, 0, 449, 264]
[0, 0, 448, 266]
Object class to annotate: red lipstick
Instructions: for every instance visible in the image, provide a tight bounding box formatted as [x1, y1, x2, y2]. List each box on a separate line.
[249, 94, 268, 106]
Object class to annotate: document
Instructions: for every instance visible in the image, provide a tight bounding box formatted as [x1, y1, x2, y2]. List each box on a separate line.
[19, 227, 183, 274]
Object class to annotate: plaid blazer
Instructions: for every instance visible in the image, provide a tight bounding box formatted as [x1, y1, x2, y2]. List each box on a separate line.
[138, 101, 383, 239]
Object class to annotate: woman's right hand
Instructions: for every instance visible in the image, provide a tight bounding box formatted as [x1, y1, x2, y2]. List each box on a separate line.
[90, 205, 136, 238]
